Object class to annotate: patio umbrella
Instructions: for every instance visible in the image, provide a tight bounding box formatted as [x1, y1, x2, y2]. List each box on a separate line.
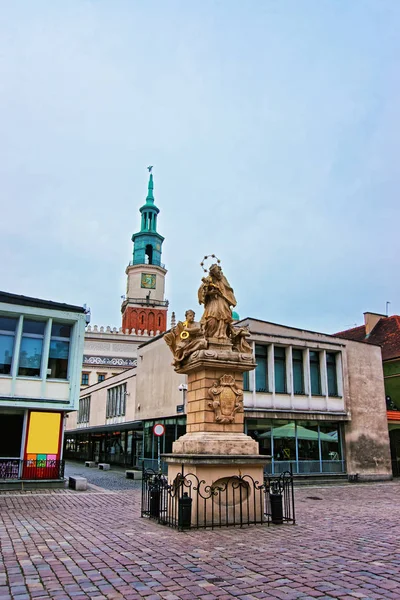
[257, 423, 334, 442]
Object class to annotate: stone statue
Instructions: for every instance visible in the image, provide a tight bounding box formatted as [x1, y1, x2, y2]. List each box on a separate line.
[164, 309, 207, 368]
[230, 324, 252, 354]
[198, 263, 237, 340]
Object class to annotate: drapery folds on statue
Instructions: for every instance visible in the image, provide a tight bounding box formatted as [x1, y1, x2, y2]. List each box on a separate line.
[165, 258, 253, 370]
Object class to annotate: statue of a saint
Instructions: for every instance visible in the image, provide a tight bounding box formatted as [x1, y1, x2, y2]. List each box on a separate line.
[164, 309, 207, 368]
[198, 263, 236, 340]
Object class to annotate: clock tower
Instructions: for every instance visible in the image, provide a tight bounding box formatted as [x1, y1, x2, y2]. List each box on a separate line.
[121, 169, 168, 334]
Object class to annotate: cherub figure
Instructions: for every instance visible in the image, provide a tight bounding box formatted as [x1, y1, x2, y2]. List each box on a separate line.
[164, 309, 207, 368]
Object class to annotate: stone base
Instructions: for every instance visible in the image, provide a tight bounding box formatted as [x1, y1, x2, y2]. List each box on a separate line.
[164, 454, 270, 526]
[172, 431, 259, 455]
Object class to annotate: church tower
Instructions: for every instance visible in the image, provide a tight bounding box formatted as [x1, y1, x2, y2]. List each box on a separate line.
[121, 169, 168, 334]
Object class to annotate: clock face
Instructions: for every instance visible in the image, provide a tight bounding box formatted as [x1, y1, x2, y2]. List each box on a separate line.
[141, 273, 156, 289]
[155, 243, 161, 251]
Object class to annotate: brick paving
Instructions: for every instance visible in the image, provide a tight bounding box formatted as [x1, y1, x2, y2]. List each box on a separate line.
[1, 478, 400, 600]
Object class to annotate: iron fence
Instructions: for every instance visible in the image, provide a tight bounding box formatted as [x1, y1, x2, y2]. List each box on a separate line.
[0, 459, 65, 480]
[141, 466, 295, 530]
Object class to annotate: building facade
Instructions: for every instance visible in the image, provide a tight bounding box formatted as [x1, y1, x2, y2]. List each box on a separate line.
[336, 311, 400, 476]
[65, 317, 392, 481]
[0, 291, 86, 486]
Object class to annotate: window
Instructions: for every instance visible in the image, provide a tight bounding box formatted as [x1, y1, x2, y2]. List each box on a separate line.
[106, 383, 127, 418]
[18, 319, 45, 377]
[310, 351, 321, 395]
[243, 371, 250, 391]
[274, 347, 286, 393]
[47, 322, 71, 379]
[255, 345, 268, 392]
[0, 316, 18, 375]
[292, 349, 304, 394]
[78, 396, 90, 423]
[81, 372, 89, 386]
[97, 373, 106, 383]
[326, 353, 338, 396]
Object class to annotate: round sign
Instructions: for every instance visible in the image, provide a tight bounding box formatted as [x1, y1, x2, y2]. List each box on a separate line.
[153, 423, 165, 437]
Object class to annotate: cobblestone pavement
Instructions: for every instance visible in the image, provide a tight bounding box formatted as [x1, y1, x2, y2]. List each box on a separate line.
[64, 461, 141, 492]
[1, 479, 400, 600]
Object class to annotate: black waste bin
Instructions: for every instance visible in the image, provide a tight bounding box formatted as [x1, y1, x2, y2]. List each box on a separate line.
[178, 492, 192, 529]
[150, 488, 161, 518]
[270, 492, 283, 524]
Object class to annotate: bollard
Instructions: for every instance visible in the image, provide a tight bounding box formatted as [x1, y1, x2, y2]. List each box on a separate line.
[178, 492, 192, 529]
[270, 492, 283, 524]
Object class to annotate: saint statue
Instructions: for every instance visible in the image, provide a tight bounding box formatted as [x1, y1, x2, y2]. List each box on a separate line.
[198, 263, 237, 340]
[164, 309, 207, 368]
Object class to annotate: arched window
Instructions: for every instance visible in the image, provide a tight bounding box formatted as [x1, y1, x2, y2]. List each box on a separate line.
[145, 244, 153, 265]
[158, 315, 162, 327]
[141, 314, 145, 325]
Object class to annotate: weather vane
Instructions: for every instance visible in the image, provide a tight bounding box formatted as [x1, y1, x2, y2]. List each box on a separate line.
[147, 165, 153, 173]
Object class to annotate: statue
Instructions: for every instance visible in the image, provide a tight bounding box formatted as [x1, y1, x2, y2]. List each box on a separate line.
[164, 309, 207, 368]
[198, 262, 237, 340]
[230, 324, 252, 354]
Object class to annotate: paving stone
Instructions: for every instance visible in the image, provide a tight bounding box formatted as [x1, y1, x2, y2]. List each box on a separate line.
[1, 465, 400, 600]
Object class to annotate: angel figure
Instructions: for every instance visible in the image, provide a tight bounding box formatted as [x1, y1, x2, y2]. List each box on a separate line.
[164, 309, 207, 368]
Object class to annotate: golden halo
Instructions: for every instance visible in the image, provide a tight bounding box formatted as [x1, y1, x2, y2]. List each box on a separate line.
[200, 254, 221, 273]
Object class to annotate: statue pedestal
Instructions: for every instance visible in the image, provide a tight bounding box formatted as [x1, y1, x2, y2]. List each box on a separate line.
[164, 346, 269, 525]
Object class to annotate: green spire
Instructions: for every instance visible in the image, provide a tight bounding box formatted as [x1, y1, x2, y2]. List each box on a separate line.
[146, 173, 154, 204]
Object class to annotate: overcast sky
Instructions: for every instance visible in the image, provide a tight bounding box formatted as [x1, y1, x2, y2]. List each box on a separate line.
[1, 1, 399, 334]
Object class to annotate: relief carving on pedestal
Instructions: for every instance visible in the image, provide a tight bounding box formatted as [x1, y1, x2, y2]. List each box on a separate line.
[208, 374, 243, 424]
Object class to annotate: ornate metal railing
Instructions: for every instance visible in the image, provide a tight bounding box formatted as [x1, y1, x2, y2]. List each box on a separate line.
[141, 466, 295, 530]
[0, 459, 65, 480]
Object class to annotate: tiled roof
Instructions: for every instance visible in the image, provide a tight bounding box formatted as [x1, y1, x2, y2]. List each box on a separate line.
[387, 410, 400, 422]
[335, 316, 400, 361]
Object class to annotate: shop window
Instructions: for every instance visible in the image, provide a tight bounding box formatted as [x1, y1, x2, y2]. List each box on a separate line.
[255, 344, 268, 392]
[292, 349, 304, 394]
[47, 322, 71, 379]
[81, 372, 89, 386]
[0, 316, 18, 375]
[98, 373, 106, 383]
[274, 347, 286, 393]
[78, 396, 90, 423]
[310, 351, 321, 395]
[18, 319, 45, 377]
[326, 353, 338, 396]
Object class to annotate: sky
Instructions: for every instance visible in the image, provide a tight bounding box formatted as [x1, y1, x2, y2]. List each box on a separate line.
[0, 0, 399, 334]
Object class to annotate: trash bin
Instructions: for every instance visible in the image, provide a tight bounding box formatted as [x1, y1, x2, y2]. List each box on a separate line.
[150, 488, 161, 518]
[178, 492, 192, 529]
[270, 492, 283, 524]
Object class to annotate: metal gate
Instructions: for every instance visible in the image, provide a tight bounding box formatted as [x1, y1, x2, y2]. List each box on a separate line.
[141, 466, 295, 530]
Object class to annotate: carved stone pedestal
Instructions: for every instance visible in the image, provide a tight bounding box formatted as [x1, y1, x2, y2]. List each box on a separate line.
[164, 346, 270, 524]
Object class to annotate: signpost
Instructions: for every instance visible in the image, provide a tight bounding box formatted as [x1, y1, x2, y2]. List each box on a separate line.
[153, 423, 165, 473]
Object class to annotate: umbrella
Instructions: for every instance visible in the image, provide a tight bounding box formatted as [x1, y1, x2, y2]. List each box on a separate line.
[257, 423, 334, 442]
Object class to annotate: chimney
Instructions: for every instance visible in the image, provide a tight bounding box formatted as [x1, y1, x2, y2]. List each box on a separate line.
[364, 312, 386, 336]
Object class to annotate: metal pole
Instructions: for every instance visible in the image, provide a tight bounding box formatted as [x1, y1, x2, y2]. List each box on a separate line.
[157, 436, 161, 473]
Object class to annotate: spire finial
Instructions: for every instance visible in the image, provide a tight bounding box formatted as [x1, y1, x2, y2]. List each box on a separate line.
[146, 166, 154, 203]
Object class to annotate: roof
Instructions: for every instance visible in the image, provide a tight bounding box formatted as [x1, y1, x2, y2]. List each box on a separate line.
[0, 291, 86, 313]
[335, 316, 400, 361]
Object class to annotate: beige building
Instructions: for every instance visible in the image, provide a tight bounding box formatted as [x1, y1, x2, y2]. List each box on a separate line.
[65, 317, 392, 481]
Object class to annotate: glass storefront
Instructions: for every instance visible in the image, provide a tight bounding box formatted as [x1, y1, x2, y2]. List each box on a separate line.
[246, 419, 344, 475]
[64, 427, 143, 467]
[143, 417, 186, 472]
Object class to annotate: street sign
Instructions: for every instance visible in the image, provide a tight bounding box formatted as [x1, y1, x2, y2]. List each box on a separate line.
[176, 404, 185, 413]
[153, 423, 165, 437]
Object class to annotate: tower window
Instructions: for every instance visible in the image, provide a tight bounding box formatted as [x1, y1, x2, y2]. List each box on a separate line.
[145, 244, 153, 265]
[158, 316, 161, 327]
[141, 315, 145, 325]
